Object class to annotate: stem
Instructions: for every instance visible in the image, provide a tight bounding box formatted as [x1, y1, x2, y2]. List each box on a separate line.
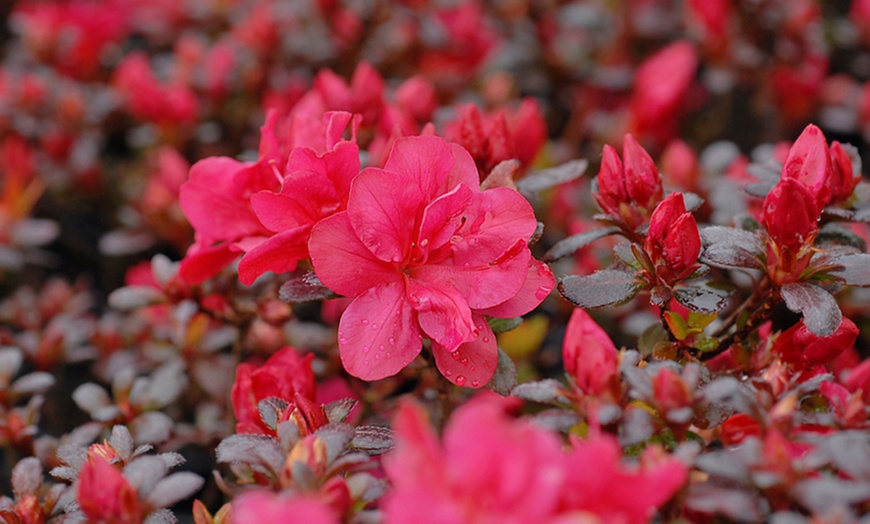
[702, 287, 781, 361]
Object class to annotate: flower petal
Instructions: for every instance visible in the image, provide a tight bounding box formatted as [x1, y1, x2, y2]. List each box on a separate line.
[251, 172, 340, 232]
[346, 168, 428, 263]
[309, 212, 400, 297]
[432, 315, 498, 387]
[417, 183, 475, 252]
[178, 243, 241, 284]
[406, 277, 477, 351]
[338, 282, 422, 381]
[448, 187, 537, 266]
[476, 259, 555, 317]
[383, 136, 479, 200]
[237, 226, 311, 285]
[412, 241, 531, 310]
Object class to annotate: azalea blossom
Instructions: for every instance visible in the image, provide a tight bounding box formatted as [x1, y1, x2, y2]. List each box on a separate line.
[309, 135, 554, 386]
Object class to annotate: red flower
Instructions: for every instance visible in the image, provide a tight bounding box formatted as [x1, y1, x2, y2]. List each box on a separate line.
[308, 136, 553, 386]
[231, 490, 339, 524]
[772, 318, 859, 369]
[77, 455, 143, 523]
[231, 346, 317, 435]
[562, 308, 619, 397]
[645, 192, 701, 285]
[780, 124, 833, 213]
[761, 178, 819, 284]
[829, 141, 861, 203]
[594, 134, 663, 230]
[630, 40, 698, 146]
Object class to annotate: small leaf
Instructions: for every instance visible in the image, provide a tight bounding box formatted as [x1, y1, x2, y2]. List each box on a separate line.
[131, 412, 174, 445]
[324, 398, 358, 424]
[511, 379, 569, 404]
[12, 457, 42, 497]
[352, 426, 393, 454]
[558, 270, 643, 308]
[110, 425, 135, 459]
[279, 272, 340, 302]
[72, 383, 111, 415]
[487, 317, 522, 333]
[817, 223, 867, 251]
[638, 323, 668, 357]
[791, 478, 870, 514]
[683, 192, 704, 212]
[673, 284, 731, 314]
[699, 226, 764, 270]
[486, 348, 517, 395]
[11, 372, 55, 396]
[146, 472, 204, 509]
[516, 159, 588, 195]
[257, 397, 290, 431]
[108, 286, 165, 311]
[314, 423, 355, 463]
[830, 253, 870, 287]
[780, 282, 841, 336]
[216, 435, 283, 475]
[543, 226, 620, 262]
[664, 312, 689, 341]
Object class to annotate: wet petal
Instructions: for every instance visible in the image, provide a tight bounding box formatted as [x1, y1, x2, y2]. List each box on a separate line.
[406, 277, 477, 351]
[251, 172, 340, 232]
[432, 316, 498, 387]
[178, 243, 240, 285]
[449, 188, 537, 266]
[237, 226, 311, 285]
[383, 136, 479, 200]
[309, 212, 400, 297]
[476, 259, 555, 318]
[417, 184, 475, 253]
[338, 282, 422, 381]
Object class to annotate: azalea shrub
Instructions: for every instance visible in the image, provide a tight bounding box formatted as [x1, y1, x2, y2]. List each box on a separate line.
[4, 1, 870, 523]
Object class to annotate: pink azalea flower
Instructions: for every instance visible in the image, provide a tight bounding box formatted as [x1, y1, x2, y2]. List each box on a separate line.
[383, 395, 566, 524]
[563, 308, 619, 397]
[308, 135, 554, 386]
[231, 490, 340, 524]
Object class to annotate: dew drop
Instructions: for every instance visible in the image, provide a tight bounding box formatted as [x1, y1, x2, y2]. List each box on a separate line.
[362, 319, 369, 325]
[386, 352, 391, 358]
[372, 323, 379, 330]
[445, 370, 452, 377]
[388, 337, 396, 345]
[374, 354, 381, 360]
[535, 287, 550, 300]
[340, 337, 348, 344]
[482, 337, 490, 343]
[363, 345, 370, 353]
[460, 357, 468, 365]
[471, 380, 480, 387]
[455, 375, 467, 386]
[379, 345, 385, 351]
[363, 360, 370, 366]
[470, 365, 476, 371]
[451, 350, 462, 360]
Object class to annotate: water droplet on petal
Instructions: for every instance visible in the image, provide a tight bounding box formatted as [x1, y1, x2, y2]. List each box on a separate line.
[363, 360, 370, 366]
[460, 357, 468, 365]
[445, 370, 452, 377]
[374, 354, 381, 360]
[362, 319, 369, 325]
[372, 323, 379, 330]
[470, 366, 476, 371]
[363, 346, 370, 353]
[388, 337, 396, 345]
[471, 380, 480, 387]
[451, 350, 462, 360]
[386, 352, 391, 358]
[455, 375, 467, 386]
[482, 337, 490, 343]
[535, 287, 550, 300]
[379, 345, 385, 351]
[340, 337, 348, 344]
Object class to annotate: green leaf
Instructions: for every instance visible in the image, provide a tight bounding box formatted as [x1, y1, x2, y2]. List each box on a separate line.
[780, 282, 841, 336]
[516, 159, 588, 196]
[558, 269, 644, 308]
[486, 348, 517, 396]
[543, 226, 620, 262]
[664, 311, 689, 341]
[487, 317, 523, 333]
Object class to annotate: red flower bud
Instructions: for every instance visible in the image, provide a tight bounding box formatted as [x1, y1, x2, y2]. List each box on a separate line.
[781, 124, 833, 213]
[645, 193, 701, 284]
[594, 135, 663, 230]
[563, 308, 619, 397]
[77, 456, 143, 523]
[773, 318, 859, 368]
[762, 178, 818, 252]
[829, 141, 861, 202]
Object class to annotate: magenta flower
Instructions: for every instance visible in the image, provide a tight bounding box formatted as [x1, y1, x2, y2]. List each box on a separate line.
[231, 490, 339, 524]
[563, 308, 619, 397]
[309, 136, 554, 386]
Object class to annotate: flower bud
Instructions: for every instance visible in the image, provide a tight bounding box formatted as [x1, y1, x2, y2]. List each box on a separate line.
[781, 124, 833, 212]
[77, 456, 143, 523]
[563, 308, 619, 397]
[773, 317, 859, 368]
[762, 178, 818, 252]
[829, 141, 861, 202]
[645, 193, 701, 284]
[594, 135, 663, 230]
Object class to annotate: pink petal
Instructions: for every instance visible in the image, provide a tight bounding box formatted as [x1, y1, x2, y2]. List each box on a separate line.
[309, 212, 401, 297]
[179, 157, 266, 243]
[406, 277, 477, 350]
[417, 184, 475, 253]
[476, 259, 555, 317]
[237, 226, 311, 285]
[251, 171, 340, 232]
[347, 167, 427, 263]
[383, 136, 478, 201]
[447, 187, 537, 266]
[287, 140, 360, 204]
[178, 243, 241, 284]
[431, 315, 498, 387]
[385, 401, 444, 486]
[338, 282, 422, 381]
[782, 123, 833, 211]
[411, 240, 531, 310]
